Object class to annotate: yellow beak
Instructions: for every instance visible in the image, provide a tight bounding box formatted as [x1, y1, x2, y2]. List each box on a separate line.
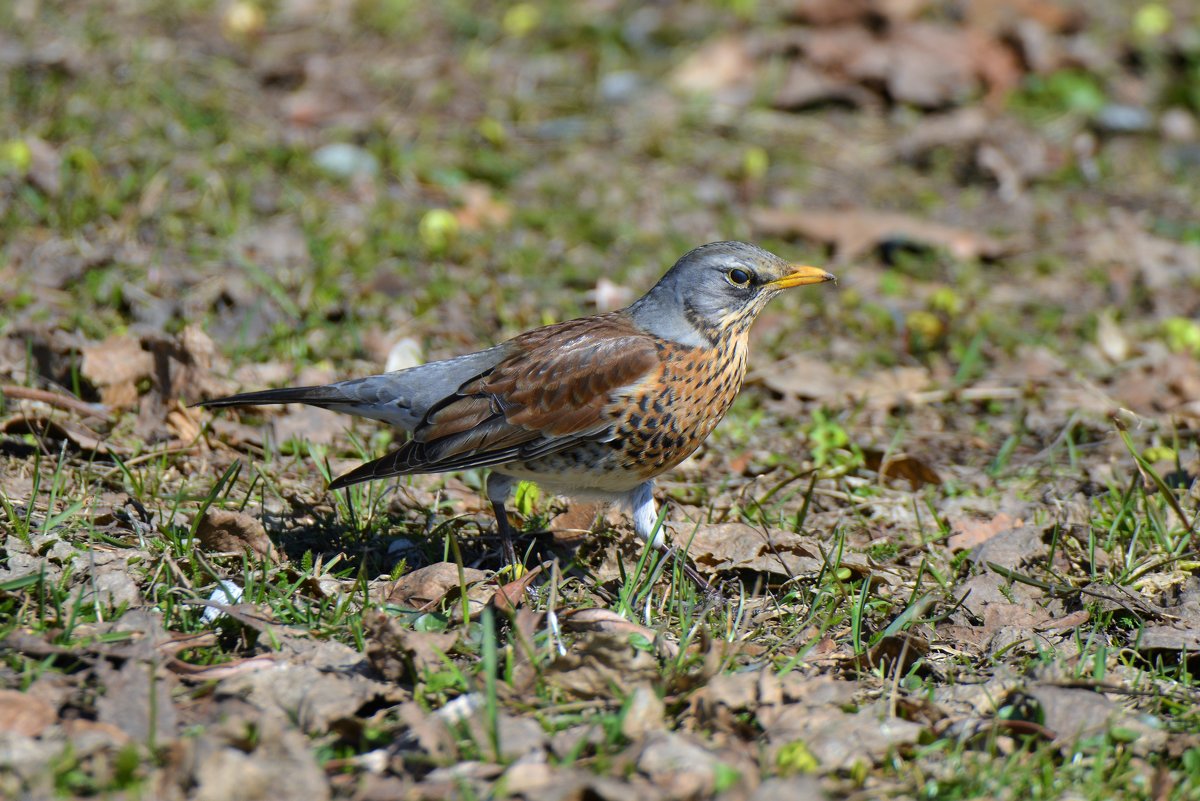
[768, 264, 837, 289]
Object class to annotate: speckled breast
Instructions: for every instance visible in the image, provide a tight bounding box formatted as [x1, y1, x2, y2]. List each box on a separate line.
[613, 335, 749, 479]
[501, 333, 750, 493]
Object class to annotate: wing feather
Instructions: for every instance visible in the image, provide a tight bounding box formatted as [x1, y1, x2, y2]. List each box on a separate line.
[329, 314, 662, 488]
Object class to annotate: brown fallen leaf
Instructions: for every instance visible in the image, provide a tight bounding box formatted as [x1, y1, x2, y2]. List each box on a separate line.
[947, 511, 1024, 552]
[364, 610, 458, 682]
[773, 62, 874, 111]
[143, 324, 233, 403]
[620, 684, 665, 740]
[964, 0, 1085, 37]
[548, 501, 604, 545]
[670, 35, 756, 97]
[195, 508, 279, 562]
[453, 182, 512, 231]
[80, 334, 154, 408]
[491, 563, 547, 613]
[180, 713, 332, 801]
[883, 22, 983, 108]
[1134, 626, 1200, 654]
[0, 412, 124, 455]
[544, 629, 661, 700]
[637, 731, 735, 799]
[863, 449, 942, 489]
[165, 399, 203, 443]
[1020, 685, 1120, 742]
[750, 206, 1010, 263]
[790, 0, 930, 26]
[971, 523, 1045, 569]
[685, 523, 888, 585]
[558, 607, 678, 658]
[749, 354, 849, 401]
[94, 651, 179, 746]
[25, 136, 63, 197]
[386, 562, 489, 609]
[0, 689, 57, 737]
[892, 107, 991, 161]
[270, 403, 347, 447]
[765, 702, 925, 770]
[845, 632, 930, 675]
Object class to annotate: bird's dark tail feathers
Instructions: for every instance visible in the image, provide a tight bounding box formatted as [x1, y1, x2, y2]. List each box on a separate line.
[195, 385, 348, 410]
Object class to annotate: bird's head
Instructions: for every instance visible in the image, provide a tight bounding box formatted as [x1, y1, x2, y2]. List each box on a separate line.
[630, 241, 835, 345]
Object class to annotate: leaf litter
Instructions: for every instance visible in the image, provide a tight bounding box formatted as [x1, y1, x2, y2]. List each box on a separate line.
[2, 0, 1200, 798]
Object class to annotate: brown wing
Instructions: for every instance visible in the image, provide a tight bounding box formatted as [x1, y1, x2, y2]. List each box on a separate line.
[328, 314, 661, 489]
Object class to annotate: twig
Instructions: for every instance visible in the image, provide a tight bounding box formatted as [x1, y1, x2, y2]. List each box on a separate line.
[906, 386, 1025, 406]
[1, 384, 115, 422]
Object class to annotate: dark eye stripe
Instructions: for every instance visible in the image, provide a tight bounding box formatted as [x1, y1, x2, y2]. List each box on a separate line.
[728, 268, 751, 286]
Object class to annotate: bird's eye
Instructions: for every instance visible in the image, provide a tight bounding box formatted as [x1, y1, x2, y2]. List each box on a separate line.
[727, 268, 752, 287]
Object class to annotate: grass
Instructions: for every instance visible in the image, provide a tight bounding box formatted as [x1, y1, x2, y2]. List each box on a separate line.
[2, 0, 1200, 799]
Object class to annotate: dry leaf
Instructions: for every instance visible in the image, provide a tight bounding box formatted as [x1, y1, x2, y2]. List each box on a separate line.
[790, 0, 929, 26]
[1021, 685, 1120, 741]
[0, 413, 120, 454]
[558, 607, 679, 658]
[971, 522, 1045, 569]
[195, 508, 279, 562]
[25, 136, 63, 197]
[750, 206, 1010, 263]
[1134, 627, 1200, 654]
[773, 62, 873, 110]
[863, 449, 942, 489]
[752, 353, 849, 401]
[80, 335, 154, 407]
[545, 630, 660, 699]
[884, 23, 982, 108]
[548, 501, 604, 545]
[686, 523, 885, 584]
[671, 36, 755, 96]
[454, 182, 512, 230]
[0, 689, 56, 737]
[766, 703, 925, 770]
[846, 632, 930, 674]
[1095, 309, 1130, 363]
[95, 653, 179, 745]
[637, 731, 729, 798]
[491, 563, 546, 613]
[620, 684, 665, 740]
[947, 511, 1024, 552]
[386, 562, 489, 609]
[364, 610, 458, 682]
[893, 107, 991, 160]
[270, 403, 346, 447]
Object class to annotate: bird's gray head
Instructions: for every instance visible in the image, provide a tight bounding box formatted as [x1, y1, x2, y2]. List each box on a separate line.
[629, 241, 835, 346]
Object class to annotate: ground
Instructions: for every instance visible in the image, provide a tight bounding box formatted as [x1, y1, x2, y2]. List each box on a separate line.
[2, 0, 1200, 799]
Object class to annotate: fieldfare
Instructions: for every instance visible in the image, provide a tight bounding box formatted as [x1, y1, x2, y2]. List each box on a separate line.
[200, 241, 835, 572]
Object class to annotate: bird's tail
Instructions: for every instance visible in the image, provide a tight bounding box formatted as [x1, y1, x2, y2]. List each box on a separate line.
[197, 385, 349, 409]
[196, 375, 421, 428]
[196, 344, 511, 432]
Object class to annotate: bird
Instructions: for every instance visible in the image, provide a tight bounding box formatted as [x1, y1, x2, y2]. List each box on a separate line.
[198, 241, 835, 578]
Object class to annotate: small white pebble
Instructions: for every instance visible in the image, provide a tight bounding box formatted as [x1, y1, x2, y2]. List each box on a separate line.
[385, 337, 424, 373]
[436, 693, 482, 724]
[312, 143, 379, 179]
[201, 581, 244, 624]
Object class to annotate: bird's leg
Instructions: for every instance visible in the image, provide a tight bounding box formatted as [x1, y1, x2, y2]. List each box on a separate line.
[627, 481, 721, 603]
[485, 472, 519, 566]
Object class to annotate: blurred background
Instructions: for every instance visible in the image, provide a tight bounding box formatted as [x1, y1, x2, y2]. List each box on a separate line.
[1, 0, 1198, 474]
